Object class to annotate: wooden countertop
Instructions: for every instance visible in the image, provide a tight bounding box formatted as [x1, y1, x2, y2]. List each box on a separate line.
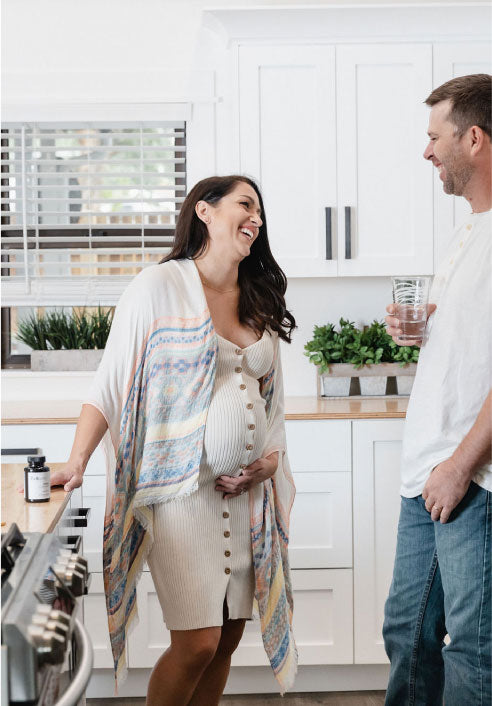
[284, 396, 408, 419]
[1, 463, 71, 534]
[2, 396, 408, 424]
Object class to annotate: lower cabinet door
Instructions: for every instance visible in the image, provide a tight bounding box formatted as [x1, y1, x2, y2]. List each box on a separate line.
[352, 419, 404, 663]
[289, 472, 352, 568]
[83, 572, 118, 669]
[127, 572, 171, 668]
[232, 569, 353, 667]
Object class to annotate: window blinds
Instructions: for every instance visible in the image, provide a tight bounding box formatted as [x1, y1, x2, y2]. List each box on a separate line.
[1, 122, 186, 305]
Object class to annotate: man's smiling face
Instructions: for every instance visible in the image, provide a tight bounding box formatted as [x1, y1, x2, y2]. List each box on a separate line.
[423, 99, 473, 196]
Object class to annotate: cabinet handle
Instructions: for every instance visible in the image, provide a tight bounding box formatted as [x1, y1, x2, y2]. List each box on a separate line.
[325, 207, 332, 260]
[345, 206, 352, 259]
[1, 447, 41, 456]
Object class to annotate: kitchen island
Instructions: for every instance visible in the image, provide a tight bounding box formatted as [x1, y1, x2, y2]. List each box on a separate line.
[1, 396, 407, 696]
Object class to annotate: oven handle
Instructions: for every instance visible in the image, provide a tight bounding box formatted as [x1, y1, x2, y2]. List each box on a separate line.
[53, 619, 94, 706]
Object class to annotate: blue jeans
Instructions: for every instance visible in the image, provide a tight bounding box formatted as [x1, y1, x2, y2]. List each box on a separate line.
[383, 481, 491, 706]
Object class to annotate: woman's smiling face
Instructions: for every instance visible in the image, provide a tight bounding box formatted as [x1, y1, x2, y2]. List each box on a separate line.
[197, 181, 263, 261]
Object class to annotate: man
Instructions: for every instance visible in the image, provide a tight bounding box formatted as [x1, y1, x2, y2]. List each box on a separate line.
[383, 74, 492, 706]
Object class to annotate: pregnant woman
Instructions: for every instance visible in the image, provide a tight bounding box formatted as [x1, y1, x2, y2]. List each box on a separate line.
[51, 175, 297, 705]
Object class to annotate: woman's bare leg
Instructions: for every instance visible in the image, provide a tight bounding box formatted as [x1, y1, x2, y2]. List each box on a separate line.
[146, 626, 221, 706]
[188, 609, 247, 706]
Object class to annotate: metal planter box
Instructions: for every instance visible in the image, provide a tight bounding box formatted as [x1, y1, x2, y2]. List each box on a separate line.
[30, 349, 104, 371]
[319, 362, 417, 398]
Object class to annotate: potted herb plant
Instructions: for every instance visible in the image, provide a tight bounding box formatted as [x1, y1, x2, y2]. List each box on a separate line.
[304, 318, 419, 397]
[16, 307, 113, 371]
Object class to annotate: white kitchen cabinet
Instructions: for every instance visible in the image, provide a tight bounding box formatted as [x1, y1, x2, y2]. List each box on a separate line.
[126, 572, 171, 668]
[352, 419, 405, 664]
[84, 572, 119, 669]
[290, 472, 352, 569]
[239, 45, 337, 277]
[432, 42, 492, 267]
[285, 419, 351, 472]
[127, 569, 354, 669]
[0, 423, 105, 475]
[336, 44, 433, 276]
[238, 43, 433, 277]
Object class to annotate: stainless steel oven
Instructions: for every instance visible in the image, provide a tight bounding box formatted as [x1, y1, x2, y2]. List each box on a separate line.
[1, 523, 93, 706]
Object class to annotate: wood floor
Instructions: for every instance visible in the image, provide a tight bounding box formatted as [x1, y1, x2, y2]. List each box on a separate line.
[88, 692, 385, 705]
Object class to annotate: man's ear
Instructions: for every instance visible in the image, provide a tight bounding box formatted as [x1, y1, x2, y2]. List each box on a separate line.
[195, 200, 211, 225]
[469, 125, 488, 156]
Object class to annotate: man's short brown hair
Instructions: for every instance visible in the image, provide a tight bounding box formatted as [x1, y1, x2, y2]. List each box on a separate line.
[425, 73, 491, 138]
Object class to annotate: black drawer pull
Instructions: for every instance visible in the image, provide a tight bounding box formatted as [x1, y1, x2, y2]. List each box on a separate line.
[325, 207, 333, 260]
[61, 508, 90, 528]
[345, 206, 352, 259]
[1, 447, 41, 456]
[62, 535, 82, 553]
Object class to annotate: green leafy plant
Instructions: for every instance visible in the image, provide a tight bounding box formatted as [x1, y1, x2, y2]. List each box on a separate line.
[305, 318, 419, 371]
[390, 343, 420, 366]
[16, 307, 114, 351]
[304, 318, 359, 373]
[16, 314, 50, 351]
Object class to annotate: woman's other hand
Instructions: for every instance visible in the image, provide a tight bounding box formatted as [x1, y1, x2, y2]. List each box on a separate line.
[215, 451, 279, 499]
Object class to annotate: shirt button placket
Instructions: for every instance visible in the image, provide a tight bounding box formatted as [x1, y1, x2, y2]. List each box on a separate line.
[235, 348, 256, 472]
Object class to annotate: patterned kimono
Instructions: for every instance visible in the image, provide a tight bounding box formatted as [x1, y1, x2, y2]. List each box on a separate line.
[86, 257, 297, 693]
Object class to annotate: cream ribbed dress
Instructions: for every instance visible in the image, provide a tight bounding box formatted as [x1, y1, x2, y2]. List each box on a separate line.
[147, 330, 274, 630]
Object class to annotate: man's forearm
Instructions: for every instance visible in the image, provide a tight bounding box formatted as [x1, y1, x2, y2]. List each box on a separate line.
[451, 390, 492, 480]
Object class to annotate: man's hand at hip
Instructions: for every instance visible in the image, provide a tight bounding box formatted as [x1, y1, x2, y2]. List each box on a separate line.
[422, 458, 471, 524]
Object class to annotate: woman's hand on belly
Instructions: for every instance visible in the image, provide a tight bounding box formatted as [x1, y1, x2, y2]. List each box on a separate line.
[215, 452, 279, 499]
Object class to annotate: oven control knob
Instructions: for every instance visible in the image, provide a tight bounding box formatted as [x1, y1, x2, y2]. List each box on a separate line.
[49, 609, 71, 627]
[28, 626, 66, 665]
[67, 559, 88, 583]
[32, 614, 49, 628]
[53, 563, 85, 597]
[46, 619, 70, 638]
[71, 553, 89, 573]
[41, 629, 67, 664]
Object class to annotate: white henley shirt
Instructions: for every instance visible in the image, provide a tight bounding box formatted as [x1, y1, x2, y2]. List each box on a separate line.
[400, 209, 492, 497]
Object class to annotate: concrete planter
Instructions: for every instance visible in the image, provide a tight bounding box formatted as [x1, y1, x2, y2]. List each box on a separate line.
[31, 349, 104, 371]
[318, 362, 417, 398]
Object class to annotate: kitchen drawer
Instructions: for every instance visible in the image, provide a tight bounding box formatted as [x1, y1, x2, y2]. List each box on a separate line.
[127, 569, 353, 668]
[290, 472, 352, 569]
[285, 420, 351, 472]
[1, 424, 105, 475]
[81, 475, 106, 573]
[233, 569, 353, 666]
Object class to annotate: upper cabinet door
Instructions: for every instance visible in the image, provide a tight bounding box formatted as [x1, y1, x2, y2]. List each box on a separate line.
[239, 45, 338, 277]
[433, 43, 492, 268]
[336, 44, 433, 276]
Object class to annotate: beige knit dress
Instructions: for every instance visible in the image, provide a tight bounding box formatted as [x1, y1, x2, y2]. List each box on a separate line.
[147, 330, 274, 630]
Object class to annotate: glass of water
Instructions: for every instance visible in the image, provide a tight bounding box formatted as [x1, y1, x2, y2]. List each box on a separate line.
[391, 276, 431, 341]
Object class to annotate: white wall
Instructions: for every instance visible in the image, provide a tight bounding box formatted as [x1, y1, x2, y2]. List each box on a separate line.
[1, 0, 470, 396]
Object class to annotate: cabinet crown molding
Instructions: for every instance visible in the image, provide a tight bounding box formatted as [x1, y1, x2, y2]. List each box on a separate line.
[203, 4, 491, 43]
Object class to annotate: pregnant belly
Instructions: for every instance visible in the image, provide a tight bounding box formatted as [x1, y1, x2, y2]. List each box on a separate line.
[202, 390, 268, 478]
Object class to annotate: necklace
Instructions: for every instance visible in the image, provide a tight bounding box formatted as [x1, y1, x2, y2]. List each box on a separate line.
[199, 274, 238, 294]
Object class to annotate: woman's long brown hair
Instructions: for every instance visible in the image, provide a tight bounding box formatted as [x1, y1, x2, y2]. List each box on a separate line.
[161, 175, 296, 343]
